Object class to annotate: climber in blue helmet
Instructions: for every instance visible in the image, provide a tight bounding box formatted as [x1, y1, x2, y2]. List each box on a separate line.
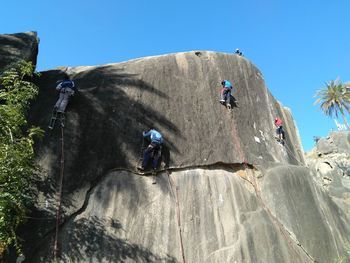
[54, 75, 77, 113]
[138, 128, 163, 171]
[220, 80, 233, 109]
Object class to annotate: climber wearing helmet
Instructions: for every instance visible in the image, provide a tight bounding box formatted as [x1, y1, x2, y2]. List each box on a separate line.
[274, 117, 285, 144]
[54, 75, 77, 113]
[48, 75, 77, 129]
[138, 128, 163, 172]
[220, 80, 233, 109]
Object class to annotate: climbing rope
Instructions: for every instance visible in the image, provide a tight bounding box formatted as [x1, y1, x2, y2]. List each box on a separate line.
[283, 142, 305, 166]
[226, 111, 314, 262]
[267, 132, 305, 166]
[166, 170, 186, 263]
[244, 165, 306, 263]
[252, 124, 304, 166]
[53, 120, 65, 262]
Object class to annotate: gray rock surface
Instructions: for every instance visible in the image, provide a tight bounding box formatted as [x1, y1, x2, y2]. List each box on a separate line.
[307, 132, 350, 222]
[27, 168, 314, 263]
[315, 131, 350, 156]
[262, 165, 350, 262]
[0, 31, 38, 71]
[0, 35, 347, 263]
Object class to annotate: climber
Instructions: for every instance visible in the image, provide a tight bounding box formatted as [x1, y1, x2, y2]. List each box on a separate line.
[220, 80, 233, 109]
[235, 48, 243, 56]
[54, 75, 76, 113]
[138, 128, 163, 171]
[274, 117, 285, 144]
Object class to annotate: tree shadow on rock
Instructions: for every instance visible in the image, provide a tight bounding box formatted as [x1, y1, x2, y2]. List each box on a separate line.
[27, 216, 177, 263]
[30, 65, 181, 195]
[23, 65, 182, 260]
[61, 65, 181, 193]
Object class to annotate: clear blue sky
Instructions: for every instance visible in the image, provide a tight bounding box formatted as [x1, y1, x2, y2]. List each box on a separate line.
[2, 0, 350, 151]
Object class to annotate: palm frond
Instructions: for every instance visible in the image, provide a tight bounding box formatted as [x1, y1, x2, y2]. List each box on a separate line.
[314, 78, 350, 118]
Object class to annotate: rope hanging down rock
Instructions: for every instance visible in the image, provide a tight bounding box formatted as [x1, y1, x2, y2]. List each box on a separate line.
[53, 122, 65, 262]
[227, 113, 314, 262]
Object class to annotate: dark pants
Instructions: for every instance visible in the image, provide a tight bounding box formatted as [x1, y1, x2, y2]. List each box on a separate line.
[220, 88, 231, 105]
[142, 142, 162, 169]
[276, 126, 285, 139]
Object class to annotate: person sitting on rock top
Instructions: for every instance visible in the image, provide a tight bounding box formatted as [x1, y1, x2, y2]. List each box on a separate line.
[220, 80, 233, 109]
[274, 117, 285, 144]
[54, 75, 77, 113]
[235, 48, 243, 56]
[138, 128, 163, 171]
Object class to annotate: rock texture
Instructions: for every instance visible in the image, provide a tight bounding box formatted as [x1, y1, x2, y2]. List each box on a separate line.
[0, 35, 348, 263]
[0, 31, 38, 71]
[306, 131, 350, 216]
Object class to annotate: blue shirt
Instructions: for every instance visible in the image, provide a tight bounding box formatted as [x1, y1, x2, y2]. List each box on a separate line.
[61, 80, 75, 88]
[223, 80, 232, 89]
[143, 129, 163, 144]
[57, 80, 76, 91]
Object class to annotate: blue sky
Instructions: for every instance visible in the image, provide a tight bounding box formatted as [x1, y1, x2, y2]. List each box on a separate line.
[2, 0, 349, 151]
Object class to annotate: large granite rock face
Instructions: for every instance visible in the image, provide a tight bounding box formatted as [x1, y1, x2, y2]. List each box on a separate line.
[0, 31, 38, 71]
[10, 51, 350, 262]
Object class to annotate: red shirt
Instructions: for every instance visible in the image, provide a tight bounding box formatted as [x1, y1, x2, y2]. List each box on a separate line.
[274, 118, 282, 126]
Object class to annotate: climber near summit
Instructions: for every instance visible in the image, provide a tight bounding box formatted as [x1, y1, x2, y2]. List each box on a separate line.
[138, 128, 163, 172]
[48, 75, 77, 129]
[220, 80, 233, 109]
[235, 48, 243, 56]
[54, 75, 76, 113]
[274, 117, 285, 145]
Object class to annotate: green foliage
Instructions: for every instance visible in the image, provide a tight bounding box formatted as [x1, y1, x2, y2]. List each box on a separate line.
[0, 60, 43, 257]
[314, 78, 350, 129]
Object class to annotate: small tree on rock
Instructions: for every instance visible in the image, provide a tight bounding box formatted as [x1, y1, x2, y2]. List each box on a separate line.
[0, 60, 43, 258]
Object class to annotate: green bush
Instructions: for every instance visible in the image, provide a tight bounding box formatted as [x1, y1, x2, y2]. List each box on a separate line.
[0, 60, 43, 257]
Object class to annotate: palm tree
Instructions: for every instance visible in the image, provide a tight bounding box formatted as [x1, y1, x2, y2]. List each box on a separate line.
[314, 78, 350, 130]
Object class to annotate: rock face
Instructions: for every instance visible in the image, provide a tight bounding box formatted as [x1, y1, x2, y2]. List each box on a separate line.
[306, 131, 350, 211]
[0, 31, 38, 71]
[0, 41, 348, 262]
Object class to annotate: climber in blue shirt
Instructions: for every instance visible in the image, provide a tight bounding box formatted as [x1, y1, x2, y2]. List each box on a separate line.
[220, 80, 233, 109]
[138, 128, 163, 171]
[54, 76, 77, 113]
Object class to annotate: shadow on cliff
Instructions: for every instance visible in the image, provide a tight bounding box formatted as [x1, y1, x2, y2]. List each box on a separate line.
[23, 65, 181, 259]
[26, 216, 177, 263]
[31, 65, 180, 195]
[68, 65, 180, 192]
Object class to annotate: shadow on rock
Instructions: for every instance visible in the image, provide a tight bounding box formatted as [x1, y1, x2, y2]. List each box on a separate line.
[22, 65, 181, 261]
[26, 216, 177, 263]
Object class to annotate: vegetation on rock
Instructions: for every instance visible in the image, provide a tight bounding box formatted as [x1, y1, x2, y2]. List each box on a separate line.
[0, 60, 43, 258]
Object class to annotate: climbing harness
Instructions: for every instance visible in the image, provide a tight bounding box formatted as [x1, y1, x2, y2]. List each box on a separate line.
[137, 136, 162, 180]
